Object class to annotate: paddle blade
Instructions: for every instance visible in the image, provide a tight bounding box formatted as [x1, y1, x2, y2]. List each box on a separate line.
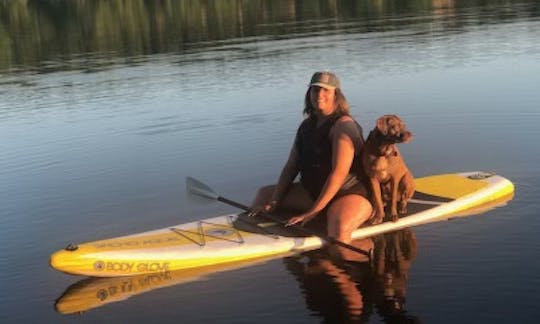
[186, 177, 219, 200]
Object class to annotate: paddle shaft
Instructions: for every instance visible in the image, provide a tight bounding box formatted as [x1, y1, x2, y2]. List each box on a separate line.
[216, 196, 370, 257]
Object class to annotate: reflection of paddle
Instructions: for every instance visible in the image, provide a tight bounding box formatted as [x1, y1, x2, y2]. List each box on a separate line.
[186, 177, 371, 258]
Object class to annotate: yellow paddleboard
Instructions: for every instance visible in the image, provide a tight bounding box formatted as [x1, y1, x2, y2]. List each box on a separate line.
[50, 171, 514, 277]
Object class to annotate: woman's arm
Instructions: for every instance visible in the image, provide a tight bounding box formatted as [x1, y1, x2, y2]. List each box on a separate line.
[270, 144, 300, 204]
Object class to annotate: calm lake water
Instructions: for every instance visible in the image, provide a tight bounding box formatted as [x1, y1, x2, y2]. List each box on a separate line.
[1, 0, 540, 323]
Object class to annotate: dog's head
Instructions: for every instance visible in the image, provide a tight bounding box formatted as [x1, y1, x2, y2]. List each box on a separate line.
[376, 115, 413, 144]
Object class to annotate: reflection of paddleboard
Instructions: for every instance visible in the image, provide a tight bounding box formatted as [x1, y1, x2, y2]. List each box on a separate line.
[55, 257, 272, 314]
[50, 171, 514, 277]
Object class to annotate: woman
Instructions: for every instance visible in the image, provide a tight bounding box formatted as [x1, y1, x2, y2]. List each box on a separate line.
[251, 71, 372, 244]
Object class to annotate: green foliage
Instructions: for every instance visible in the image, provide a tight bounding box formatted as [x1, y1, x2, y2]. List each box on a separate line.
[0, 0, 536, 73]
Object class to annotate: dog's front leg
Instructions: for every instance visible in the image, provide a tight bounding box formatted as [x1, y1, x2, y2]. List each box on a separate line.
[390, 176, 400, 222]
[399, 172, 415, 215]
[370, 178, 385, 224]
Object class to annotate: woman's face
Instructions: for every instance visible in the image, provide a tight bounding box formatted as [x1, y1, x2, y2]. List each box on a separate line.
[309, 86, 336, 116]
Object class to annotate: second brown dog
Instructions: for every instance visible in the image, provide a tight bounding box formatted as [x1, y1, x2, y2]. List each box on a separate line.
[362, 115, 415, 224]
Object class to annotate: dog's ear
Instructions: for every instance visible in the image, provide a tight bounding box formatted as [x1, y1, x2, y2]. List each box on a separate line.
[376, 116, 390, 135]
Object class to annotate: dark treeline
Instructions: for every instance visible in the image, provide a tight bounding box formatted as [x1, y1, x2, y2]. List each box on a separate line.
[0, 0, 538, 73]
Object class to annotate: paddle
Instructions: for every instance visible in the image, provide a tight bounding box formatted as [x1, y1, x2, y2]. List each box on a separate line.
[186, 176, 371, 258]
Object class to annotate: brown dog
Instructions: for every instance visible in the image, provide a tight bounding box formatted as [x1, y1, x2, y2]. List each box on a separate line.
[362, 115, 415, 224]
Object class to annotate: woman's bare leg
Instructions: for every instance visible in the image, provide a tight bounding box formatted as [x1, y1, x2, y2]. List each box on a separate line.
[327, 194, 372, 242]
[325, 194, 372, 261]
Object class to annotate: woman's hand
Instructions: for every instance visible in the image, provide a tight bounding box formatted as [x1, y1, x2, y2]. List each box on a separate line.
[248, 200, 278, 218]
[285, 211, 319, 227]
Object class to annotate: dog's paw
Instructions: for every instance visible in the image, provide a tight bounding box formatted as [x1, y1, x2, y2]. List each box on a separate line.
[368, 211, 384, 225]
[399, 201, 409, 215]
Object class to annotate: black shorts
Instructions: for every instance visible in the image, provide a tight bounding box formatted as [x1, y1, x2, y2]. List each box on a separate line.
[304, 180, 368, 202]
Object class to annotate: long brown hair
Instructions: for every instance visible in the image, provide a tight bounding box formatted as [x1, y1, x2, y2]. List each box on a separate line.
[303, 87, 350, 118]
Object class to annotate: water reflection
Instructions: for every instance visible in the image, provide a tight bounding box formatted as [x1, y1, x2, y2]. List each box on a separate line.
[54, 256, 275, 315]
[372, 230, 418, 321]
[284, 229, 419, 323]
[1, 0, 539, 73]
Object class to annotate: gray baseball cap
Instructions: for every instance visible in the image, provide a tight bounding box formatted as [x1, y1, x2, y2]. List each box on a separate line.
[309, 71, 340, 89]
